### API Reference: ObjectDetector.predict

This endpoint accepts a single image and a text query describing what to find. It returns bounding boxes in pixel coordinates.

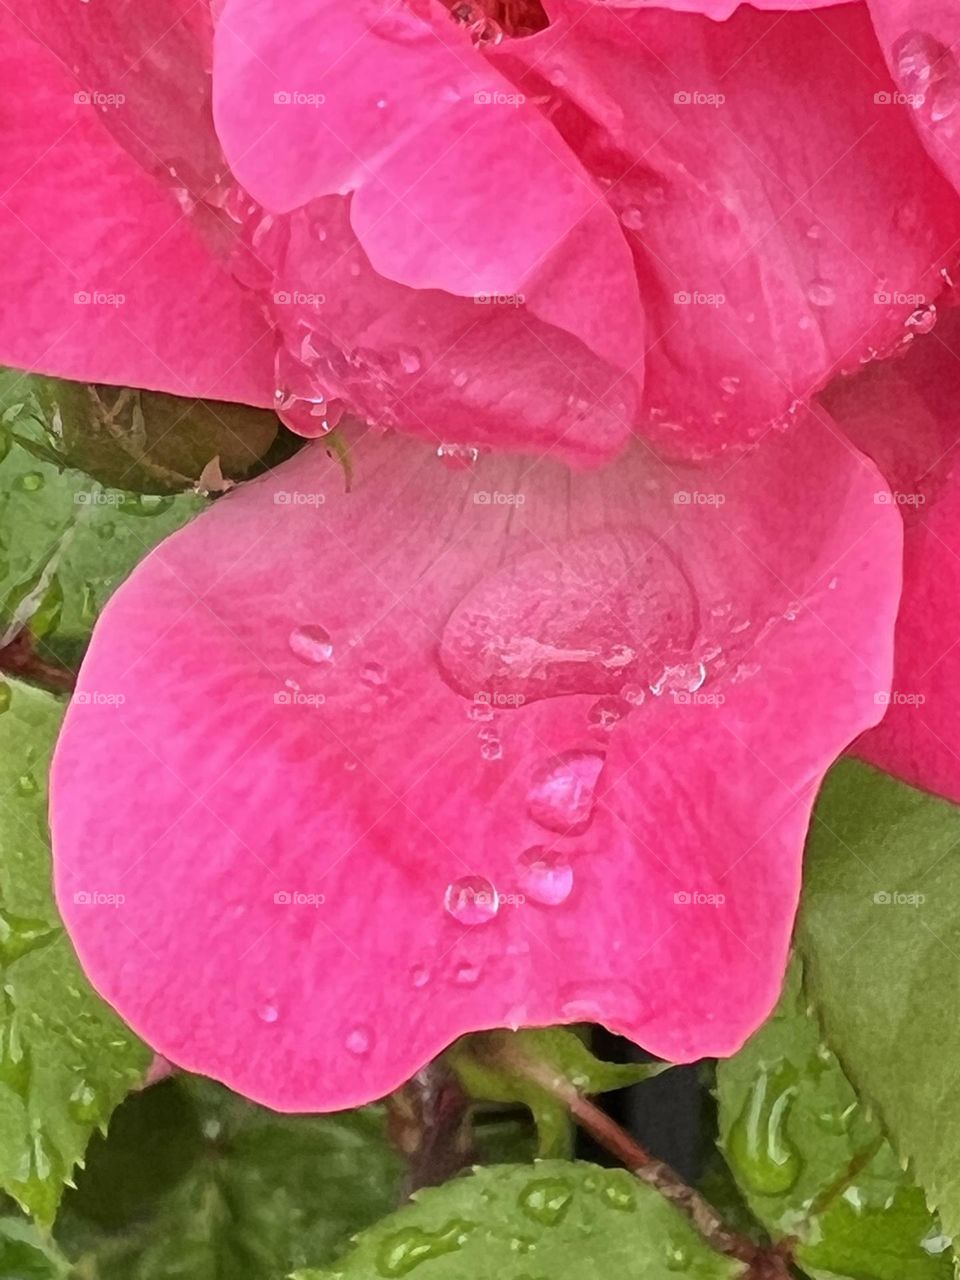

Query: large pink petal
[52,421,899,1110]
[0,24,273,404]
[825,307,960,801]
[493,1,960,456]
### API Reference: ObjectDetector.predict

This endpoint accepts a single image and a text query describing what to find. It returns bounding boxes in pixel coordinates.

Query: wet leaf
[717,958,950,1279]
[799,761,960,1251]
[0,427,204,671]
[0,367,276,493]
[55,1076,403,1280]
[294,1160,744,1280]
[0,678,149,1223]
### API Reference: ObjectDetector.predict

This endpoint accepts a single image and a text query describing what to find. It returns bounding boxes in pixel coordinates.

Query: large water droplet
[526,750,604,835]
[443,875,499,925]
[376,1222,472,1277]
[587,695,631,735]
[518,1177,574,1226]
[727,1062,801,1195]
[517,847,574,907]
[288,624,334,665]
[439,531,696,704]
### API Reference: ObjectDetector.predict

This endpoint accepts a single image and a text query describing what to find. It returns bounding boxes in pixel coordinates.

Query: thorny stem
[387,1061,475,1200]
[506,1050,795,1280]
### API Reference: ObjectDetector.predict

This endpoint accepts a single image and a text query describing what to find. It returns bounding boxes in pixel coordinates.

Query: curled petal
[53,420,899,1109]
[494,1,960,454]
[826,308,960,802]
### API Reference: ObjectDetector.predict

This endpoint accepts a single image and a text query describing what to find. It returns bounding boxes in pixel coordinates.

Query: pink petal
[0,20,272,405]
[268,197,636,463]
[52,421,899,1110]
[567,0,850,18]
[866,2,960,200]
[495,1,960,455]
[825,307,960,802]
[213,0,644,409]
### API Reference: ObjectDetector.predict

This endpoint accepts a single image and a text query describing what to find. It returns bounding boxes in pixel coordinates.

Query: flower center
[442,0,549,41]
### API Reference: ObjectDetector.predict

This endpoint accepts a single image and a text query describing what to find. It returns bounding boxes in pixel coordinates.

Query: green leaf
[799,760,960,1249]
[55,1076,404,1280]
[0,678,150,1222]
[0,1215,70,1278]
[717,958,950,1280]
[294,1160,745,1280]
[0,368,277,493]
[0,427,205,671]
[447,1028,664,1158]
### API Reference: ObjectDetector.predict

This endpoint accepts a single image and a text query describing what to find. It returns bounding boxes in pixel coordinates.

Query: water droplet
[346,1025,373,1055]
[467,698,494,723]
[397,346,422,374]
[587,695,630,734]
[288,624,334,665]
[480,737,503,762]
[807,279,836,307]
[15,472,44,492]
[620,206,645,232]
[361,662,387,686]
[649,661,707,697]
[436,442,478,470]
[376,1222,472,1277]
[665,1240,691,1271]
[439,531,696,705]
[0,683,10,715]
[444,875,499,925]
[719,375,741,396]
[518,1177,574,1226]
[601,1178,636,1212]
[526,750,604,835]
[454,962,481,986]
[410,964,430,988]
[258,1003,279,1024]
[273,344,335,438]
[517,847,574,907]
[905,302,937,335]
[727,1062,801,1195]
